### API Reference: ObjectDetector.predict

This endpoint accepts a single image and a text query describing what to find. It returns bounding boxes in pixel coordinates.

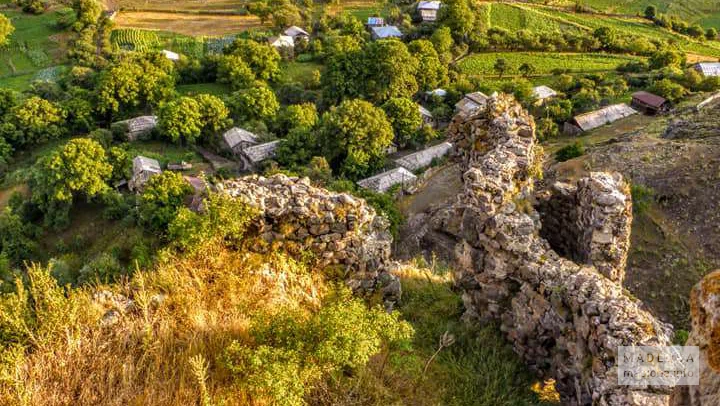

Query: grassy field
[530,0,720,25]
[0,8,70,89]
[104,0,245,12]
[478,3,580,33]
[459,52,642,75]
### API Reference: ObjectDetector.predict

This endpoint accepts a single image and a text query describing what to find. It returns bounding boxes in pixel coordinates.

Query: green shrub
[630,183,654,214]
[555,141,585,162]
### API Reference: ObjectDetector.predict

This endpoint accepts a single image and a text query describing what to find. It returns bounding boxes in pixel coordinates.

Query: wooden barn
[631,91,669,115]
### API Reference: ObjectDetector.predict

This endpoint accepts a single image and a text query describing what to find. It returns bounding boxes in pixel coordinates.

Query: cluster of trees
[644,5,717,41]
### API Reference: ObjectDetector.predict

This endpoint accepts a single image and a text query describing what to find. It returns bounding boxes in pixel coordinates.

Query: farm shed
[112,115,158,141]
[268,35,295,49]
[563,104,638,136]
[395,142,453,171]
[455,91,489,115]
[224,127,260,155]
[367,17,385,27]
[418,105,436,128]
[130,156,162,192]
[371,26,403,40]
[284,26,309,40]
[426,88,447,98]
[417,1,441,22]
[357,167,417,193]
[162,50,180,61]
[240,140,280,171]
[631,91,669,115]
[694,62,720,77]
[533,85,557,103]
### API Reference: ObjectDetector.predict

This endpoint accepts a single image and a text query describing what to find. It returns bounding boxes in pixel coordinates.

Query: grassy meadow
[459,52,642,76]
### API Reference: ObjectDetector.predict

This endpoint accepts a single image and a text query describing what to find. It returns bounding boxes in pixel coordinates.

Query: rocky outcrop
[417,94,673,405]
[219,175,400,308]
[672,270,720,406]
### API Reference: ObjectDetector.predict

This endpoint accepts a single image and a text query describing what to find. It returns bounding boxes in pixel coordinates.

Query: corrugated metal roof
[417,1,441,10]
[367,17,385,26]
[572,104,638,132]
[357,167,417,192]
[269,35,294,48]
[283,26,309,37]
[418,105,433,118]
[224,128,259,149]
[133,156,161,174]
[371,26,403,39]
[244,140,280,163]
[533,85,557,100]
[455,91,489,114]
[115,116,157,133]
[427,88,447,97]
[695,63,720,77]
[162,50,180,61]
[631,91,667,108]
[395,142,452,171]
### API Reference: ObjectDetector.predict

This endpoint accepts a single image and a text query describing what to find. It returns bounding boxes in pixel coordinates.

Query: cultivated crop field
[113,11,265,36]
[478,3,580,33]
[104,0,245,12]
[458,52,642,75]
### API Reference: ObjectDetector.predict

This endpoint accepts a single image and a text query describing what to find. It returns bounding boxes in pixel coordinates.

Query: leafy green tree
[648,50,685,70]
[72,0,101,30]
[226,39,281,81]
[107,146,132,182]
[430,26,454,64]
[159,97,203,145]
[408,39,448,91]
[0,14,14,46]
[441,0,475,38]
[30,138,112,229]
[0,136,11,170]
[493,58,509,78]
[686,25,705,39]
[0,206,36,266]
[275,127,319,167]
[536,118,559,141]
[644,5,657,20]
[364,40,419,103]
[277,103,318,134]
[216,55,255,90]
[318,99,394,179]
[195,93,232,137]
[381,97,421,148]
[228,84,280,123]
[0,88,18,116]
[519,63,535,77]
[139,171,193,232]
[593,27,616,49]
[502,79,535,104]
[649,78,687,103]
[2,96,67,148]
[706,28,718,41]
[321,47,365,104]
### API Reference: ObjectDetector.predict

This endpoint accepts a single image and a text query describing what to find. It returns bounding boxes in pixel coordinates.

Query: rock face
[418,94,673,405]
[671,270,720,406]
[220,175,400,308]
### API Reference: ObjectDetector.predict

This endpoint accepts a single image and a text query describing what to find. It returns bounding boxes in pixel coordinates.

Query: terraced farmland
[458,52,642,76]
[478,3,581,33]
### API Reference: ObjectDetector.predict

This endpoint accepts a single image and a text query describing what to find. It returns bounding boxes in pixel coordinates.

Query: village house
[395,142,453,172]
[161,50,180,61]
[283,26,309,41]
[418,105,436,128]
[357,167,417,193]
[693,62,720,77]
[631,91,669,115]
[563,103,638,136]
[129,156,162,192]
[532,85,558,104]
[111,115,158,141]
[455,91,489,115]
[367,17,385,28]
[417,1,441,22]
[223,127,260,155]
[239,140,280,171]
[268,35,295,49]
[371,25,403,40]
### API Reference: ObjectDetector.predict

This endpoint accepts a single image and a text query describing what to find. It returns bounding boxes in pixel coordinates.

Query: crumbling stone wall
[536,174,632,283]
[671,270,720,406]
[419,95,673,405]
[220,175,401,308]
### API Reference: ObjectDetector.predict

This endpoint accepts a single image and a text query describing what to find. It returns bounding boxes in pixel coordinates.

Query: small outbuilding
[532,85,558,104]
[455,91,489,115]
[162,50,180,61]
[367,17,385,27]
[129,156,162,192]
[371,25,403,40]
[268,35,295,49]
[223,127,260,155]
[563,104,638,136]
[395,142,453,171]
[694,62,720,77]
[417,1,441,22]
[111,115,158,141]
[631,91,669,115]
[357,167,417,193]
[240,140,280,171]
[426,88,447,98]
[283,26,309,40]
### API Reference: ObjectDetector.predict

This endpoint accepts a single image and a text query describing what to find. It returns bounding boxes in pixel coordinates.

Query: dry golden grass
[104,0,246,13]
[1,245,324,406]
[113,11,267,36]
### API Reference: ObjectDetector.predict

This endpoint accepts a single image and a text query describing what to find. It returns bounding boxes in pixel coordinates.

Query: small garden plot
[459,52,642,75]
